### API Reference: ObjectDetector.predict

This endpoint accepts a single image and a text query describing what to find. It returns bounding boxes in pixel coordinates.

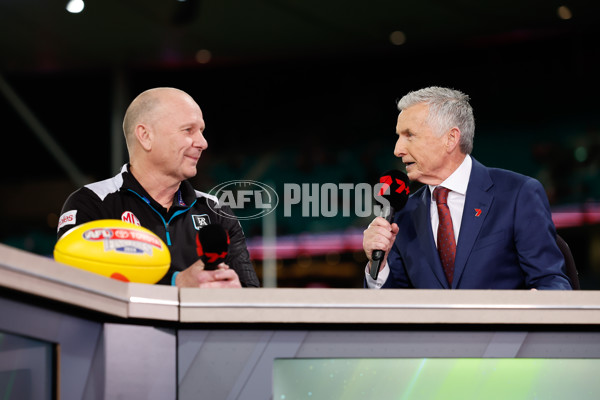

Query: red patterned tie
[434,187,456,285]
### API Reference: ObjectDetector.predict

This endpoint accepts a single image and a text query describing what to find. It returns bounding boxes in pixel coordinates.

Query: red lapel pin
[474,208,482,217]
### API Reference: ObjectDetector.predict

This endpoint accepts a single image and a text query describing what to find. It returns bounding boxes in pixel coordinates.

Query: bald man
[57,87,259,288]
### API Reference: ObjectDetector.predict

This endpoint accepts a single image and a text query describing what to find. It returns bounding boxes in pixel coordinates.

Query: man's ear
[134,124,152,151]
[446,127,461,153]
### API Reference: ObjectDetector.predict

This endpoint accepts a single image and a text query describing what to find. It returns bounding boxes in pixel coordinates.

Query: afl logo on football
[83,229,114,240]
[208,180,279,220]
[121,211,141,226]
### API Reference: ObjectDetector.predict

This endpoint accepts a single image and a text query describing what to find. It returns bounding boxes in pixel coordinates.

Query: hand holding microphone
[175,223,241,288]
[366,170,410,280]
[196,223,230,270]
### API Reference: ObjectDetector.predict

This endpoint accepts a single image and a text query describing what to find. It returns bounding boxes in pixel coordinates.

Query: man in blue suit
[363,86,572,290]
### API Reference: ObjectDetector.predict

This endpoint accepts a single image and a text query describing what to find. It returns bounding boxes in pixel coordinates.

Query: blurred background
[1,0,599,288]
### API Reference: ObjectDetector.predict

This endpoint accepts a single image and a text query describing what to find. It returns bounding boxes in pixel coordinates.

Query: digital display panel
[0,331,55,400]
[274,358,598,400]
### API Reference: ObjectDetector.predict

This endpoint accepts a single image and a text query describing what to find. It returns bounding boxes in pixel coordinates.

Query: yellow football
[54,219,170,284]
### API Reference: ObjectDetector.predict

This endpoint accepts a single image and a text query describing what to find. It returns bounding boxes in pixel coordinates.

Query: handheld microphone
[196,224,230,270]
[369,170,410,280]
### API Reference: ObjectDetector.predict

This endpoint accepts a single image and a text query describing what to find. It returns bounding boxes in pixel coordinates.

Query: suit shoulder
[486,166,541,189]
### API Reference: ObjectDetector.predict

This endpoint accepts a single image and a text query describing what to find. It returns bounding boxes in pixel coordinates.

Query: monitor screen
[274,358,598,400]
[0,331,55,400]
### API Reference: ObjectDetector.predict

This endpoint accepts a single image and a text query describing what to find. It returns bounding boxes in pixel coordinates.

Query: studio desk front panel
[1,243,600,400]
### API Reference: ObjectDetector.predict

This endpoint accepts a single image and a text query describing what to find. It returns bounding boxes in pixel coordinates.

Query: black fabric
[57,164,260,287]
[556,234,580,290]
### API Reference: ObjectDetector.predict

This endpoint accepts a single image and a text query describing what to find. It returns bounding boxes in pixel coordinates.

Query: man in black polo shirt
[57,87,259,288]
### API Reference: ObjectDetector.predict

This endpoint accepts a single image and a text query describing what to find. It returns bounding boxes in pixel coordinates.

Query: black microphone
[369,170,410,280]
[196,224,230,270]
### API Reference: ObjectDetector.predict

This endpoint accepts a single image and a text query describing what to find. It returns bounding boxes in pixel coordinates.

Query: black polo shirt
[57,164,259,287]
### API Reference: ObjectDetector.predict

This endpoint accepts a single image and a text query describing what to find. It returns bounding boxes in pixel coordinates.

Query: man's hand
[363,216,399,271]
[175,259,242,288]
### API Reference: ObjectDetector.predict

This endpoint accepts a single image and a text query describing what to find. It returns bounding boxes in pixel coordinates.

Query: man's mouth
[186,154,201,162]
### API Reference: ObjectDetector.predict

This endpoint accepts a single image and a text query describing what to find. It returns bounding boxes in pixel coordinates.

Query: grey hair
[397,86,475,154]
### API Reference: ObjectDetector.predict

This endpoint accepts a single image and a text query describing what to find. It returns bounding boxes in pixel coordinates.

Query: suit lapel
[412,188,449,288]
[452,159,494,288]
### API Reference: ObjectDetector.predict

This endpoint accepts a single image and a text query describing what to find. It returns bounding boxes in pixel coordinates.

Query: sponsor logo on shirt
[192,214,210,230]
[57,210,77,231]
[121,211,141,226]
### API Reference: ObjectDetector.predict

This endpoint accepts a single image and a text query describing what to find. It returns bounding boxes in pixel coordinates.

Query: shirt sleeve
[219,205,260,288]
[364,261,389,288]
[56,187,106,239]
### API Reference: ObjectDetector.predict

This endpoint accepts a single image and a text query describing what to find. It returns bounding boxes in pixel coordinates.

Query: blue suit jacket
[382,158,572,290]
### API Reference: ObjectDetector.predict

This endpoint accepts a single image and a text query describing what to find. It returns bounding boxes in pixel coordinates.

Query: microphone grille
[377,169,410,210]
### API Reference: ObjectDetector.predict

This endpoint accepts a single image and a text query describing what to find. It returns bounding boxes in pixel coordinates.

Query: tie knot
[434,186,450,205]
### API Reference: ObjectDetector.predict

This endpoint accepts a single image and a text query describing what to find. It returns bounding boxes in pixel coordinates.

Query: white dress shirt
[366,155,473,288]
[428,154,472,246]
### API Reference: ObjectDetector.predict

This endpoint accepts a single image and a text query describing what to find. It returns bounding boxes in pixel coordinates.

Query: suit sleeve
[380,213,414,289]
[514,178,572,290]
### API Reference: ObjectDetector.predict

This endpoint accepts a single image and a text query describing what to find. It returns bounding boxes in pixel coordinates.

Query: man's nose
[394,137,405,158]
[195,131,208,150]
